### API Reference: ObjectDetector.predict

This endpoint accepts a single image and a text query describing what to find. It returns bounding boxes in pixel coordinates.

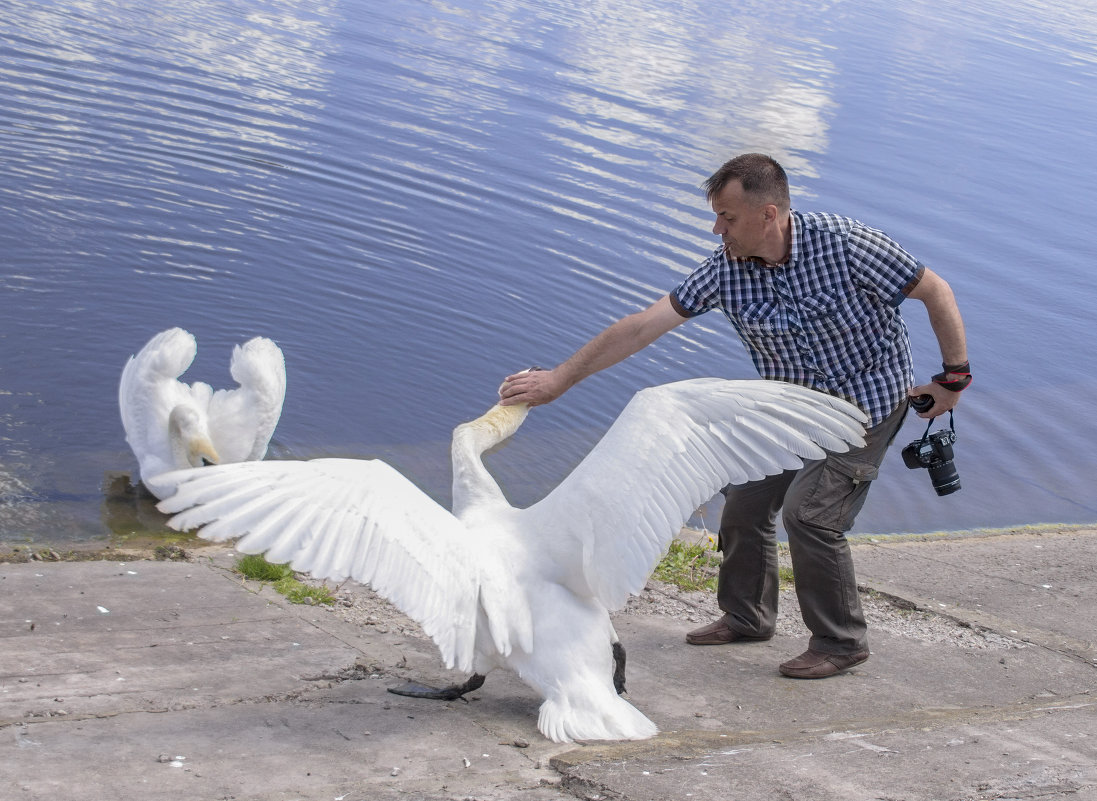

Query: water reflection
[1,0,1095,549]
[1,0,337,284]
[100,472,173,535]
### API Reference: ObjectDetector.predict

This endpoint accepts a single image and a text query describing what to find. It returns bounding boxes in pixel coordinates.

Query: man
[499,153,968,679]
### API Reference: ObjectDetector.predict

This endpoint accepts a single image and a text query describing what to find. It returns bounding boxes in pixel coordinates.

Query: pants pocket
[796,452,880,532]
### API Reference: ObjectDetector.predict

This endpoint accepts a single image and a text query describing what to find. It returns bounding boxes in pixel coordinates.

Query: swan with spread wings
[156,377,865,743]
[119,327,286,500]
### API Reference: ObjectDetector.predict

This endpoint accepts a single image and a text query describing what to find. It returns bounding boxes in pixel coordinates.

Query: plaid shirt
[671,210,924,427]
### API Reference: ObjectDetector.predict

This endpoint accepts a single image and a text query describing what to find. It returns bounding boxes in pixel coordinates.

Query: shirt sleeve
[846,223,925,307]
[670,251,724,317]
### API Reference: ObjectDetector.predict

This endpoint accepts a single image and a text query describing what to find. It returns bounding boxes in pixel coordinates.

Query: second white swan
[119,327,286,499]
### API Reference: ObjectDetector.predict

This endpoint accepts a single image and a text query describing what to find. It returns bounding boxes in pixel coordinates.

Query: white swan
[119,327,286,500]
[155,378,865,743]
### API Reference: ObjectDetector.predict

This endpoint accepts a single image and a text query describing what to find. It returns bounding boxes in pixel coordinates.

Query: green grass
[653,535,796,592]
[235,553,294,581]
[778,564,795,589]
[653,539,721,592]
[235,554,336,605]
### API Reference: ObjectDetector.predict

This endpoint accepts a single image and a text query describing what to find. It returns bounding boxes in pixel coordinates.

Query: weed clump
[653,540,720,592]
[235,553,293,581]
[234,554,335,605]
[653,535,795,592]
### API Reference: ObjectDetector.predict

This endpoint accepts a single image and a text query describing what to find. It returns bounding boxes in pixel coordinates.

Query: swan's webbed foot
[612,641,626,695]
[387,673,486,702]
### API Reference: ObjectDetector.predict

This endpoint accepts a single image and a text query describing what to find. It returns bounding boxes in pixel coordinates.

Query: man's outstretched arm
[498,294,687,406]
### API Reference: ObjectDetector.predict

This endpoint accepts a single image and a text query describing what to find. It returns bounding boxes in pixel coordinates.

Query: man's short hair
[703,153,790,210]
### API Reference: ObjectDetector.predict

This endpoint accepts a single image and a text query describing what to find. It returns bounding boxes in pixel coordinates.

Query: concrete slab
[0,559,362,722]
[0,555,571,801]
[852,529,1097,663]
[556,705,1097,801]
[2,526,1096,801]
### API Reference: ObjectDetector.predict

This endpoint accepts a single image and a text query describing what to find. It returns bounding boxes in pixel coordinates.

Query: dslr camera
[902,426,960,496]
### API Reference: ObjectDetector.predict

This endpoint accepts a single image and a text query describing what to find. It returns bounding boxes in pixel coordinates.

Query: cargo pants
[716,399,909,655]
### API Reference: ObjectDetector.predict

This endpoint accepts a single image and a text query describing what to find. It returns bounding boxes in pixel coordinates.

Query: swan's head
[168,406,221,469]
[452,367,540,457]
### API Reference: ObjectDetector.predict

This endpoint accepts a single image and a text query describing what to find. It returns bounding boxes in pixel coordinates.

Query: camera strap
[918,410,955,446]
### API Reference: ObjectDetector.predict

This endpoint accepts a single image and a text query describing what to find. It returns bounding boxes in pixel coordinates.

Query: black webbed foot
[387,673,486,702]
[612,641,626,695]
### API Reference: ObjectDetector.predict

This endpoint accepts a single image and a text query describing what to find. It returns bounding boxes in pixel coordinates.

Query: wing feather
[118,328,202,482]
[156,458,480,672]
[522,379,867,610]
[207,337,287,462]
[265,503,335,565]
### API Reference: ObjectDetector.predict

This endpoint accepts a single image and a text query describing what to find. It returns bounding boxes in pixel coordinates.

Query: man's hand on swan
[499,367,567,407]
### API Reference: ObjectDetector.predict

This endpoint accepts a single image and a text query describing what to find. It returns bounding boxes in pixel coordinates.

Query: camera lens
[927,459,961,496]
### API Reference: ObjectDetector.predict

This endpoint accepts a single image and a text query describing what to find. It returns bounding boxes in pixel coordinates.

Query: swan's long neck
[450,402,529,517]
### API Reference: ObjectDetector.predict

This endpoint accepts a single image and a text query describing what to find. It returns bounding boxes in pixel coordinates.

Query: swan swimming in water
[119,327,286,500]
[156,377,865,742]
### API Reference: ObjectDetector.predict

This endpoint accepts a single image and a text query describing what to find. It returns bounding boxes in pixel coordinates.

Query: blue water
[1,0,1096,549]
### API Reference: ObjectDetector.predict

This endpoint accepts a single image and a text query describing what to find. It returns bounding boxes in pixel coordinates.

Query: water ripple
[1,0,1095,544]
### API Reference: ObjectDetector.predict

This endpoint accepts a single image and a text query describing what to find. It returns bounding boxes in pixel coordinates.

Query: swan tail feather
[537,687,658,743]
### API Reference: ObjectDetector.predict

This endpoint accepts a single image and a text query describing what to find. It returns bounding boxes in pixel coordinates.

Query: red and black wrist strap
[932,360,972,392]
[910,361,971,413]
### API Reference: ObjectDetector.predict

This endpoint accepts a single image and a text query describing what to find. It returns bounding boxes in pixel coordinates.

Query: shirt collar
[724,210,801,272]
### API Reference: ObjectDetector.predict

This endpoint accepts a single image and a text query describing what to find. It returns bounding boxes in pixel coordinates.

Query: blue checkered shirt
[671,210,924,426]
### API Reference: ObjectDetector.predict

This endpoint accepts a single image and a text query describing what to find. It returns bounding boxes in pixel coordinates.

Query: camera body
[901,428,960,496]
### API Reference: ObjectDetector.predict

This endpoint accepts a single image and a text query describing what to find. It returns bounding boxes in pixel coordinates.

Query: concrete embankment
[2,526,1095,800]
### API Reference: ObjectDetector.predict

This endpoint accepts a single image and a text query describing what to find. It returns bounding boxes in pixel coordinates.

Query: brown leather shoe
[778,648,870,679]
[685,614,773,646]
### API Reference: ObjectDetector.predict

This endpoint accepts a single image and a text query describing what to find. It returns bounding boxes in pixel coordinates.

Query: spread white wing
[521,379,868,610]
[156,458,482,672]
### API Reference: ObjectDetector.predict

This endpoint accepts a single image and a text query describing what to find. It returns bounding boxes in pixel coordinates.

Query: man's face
[710,180,770,260]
